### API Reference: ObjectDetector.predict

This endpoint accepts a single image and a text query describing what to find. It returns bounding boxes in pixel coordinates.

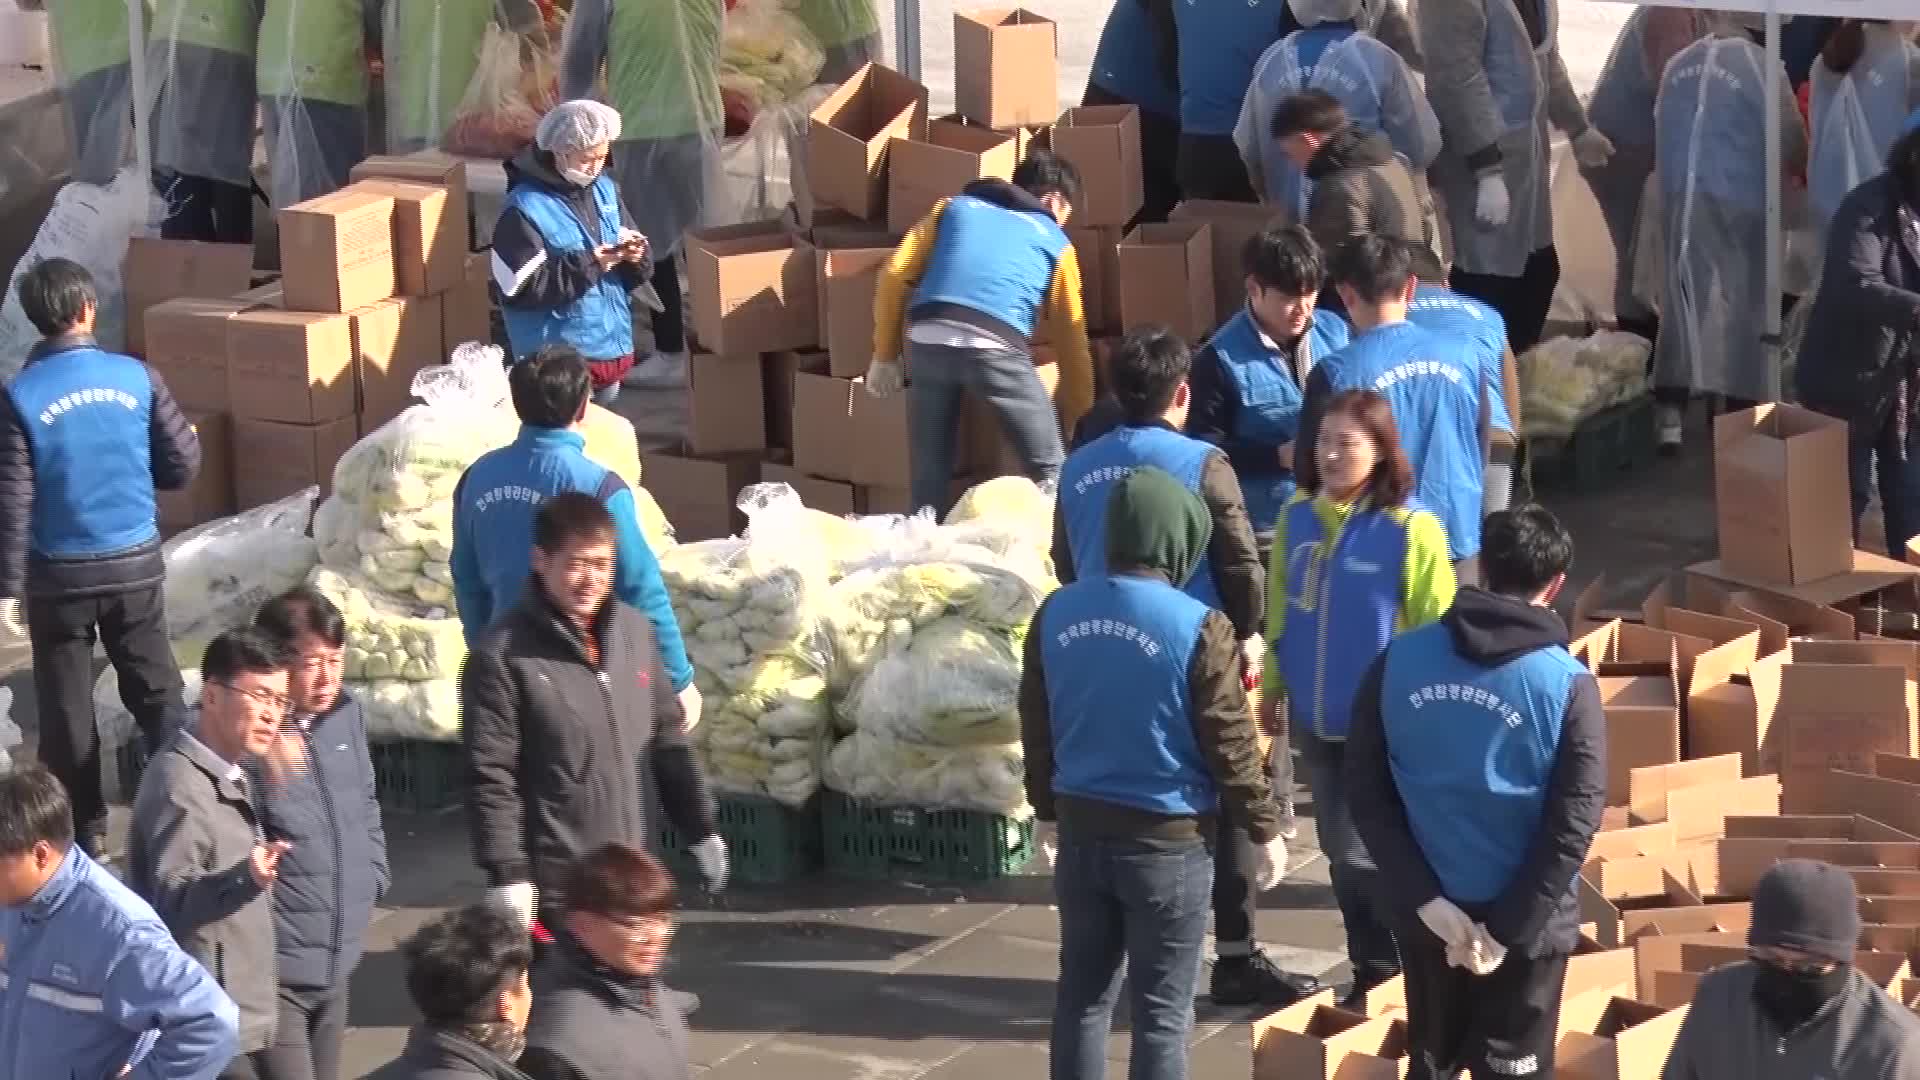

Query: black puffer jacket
[462,586,716,918]
[1795,172,1920,435]
[250,691,389,992]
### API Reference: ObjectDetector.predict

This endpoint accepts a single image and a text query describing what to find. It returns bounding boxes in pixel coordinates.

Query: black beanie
[1749,859,1859,965]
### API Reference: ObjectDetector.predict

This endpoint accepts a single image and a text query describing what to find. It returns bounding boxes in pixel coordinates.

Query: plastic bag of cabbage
[159,489,321,669]
[352,676,461,741]
[657,484,843,806]
[309,566,465,684]
[94,668,205,799]
[1518,332,1651,439]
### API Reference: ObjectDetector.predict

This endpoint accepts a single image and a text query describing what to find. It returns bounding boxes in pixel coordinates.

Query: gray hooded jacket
[1663,964,1920,1080]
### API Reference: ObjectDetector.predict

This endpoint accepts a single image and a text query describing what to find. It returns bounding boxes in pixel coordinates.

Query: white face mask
[560,166,598,187]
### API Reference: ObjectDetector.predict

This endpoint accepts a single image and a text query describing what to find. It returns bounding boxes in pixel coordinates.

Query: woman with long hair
[1264,388,1456,1007]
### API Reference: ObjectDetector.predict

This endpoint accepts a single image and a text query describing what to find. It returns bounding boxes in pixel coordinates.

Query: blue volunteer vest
[499,174,635,362]
[1060,425,1223,611]
[457,427,620,618]
[1174,0,1288,135]
[6,347,160,559]
[912,195,1069,340]
[1319,322,1483,560]
[1040,576,1216,816]
[1275,496,1411,739]
[1205,307,1351,535]
[1379,622,1586,903]
[1408,284,1513,436]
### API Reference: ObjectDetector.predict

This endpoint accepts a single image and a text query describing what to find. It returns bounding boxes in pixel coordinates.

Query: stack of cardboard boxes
[1251,403,1920,1077]
[131,152,488,532]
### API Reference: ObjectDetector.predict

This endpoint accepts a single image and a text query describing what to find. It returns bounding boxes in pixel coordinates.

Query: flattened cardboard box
[233,415,358,509]
[687,353,768,456]
[759,463,856,516]
[144,299,251,412]
[158,411,235,529]
[1170,200,1285,328]
[687,222,818,355]
[886,120,1021,235]
[1251,991,1408,1080]
[122,238,254,356]
[225,309,357,424]
[1713,404,1852,586]
[807,64,928,221]
[954,9,1059,130]
[350,178,462,296]
[1051,105,1143,228]
[1117,222,1216,343]
[278,187,397,314]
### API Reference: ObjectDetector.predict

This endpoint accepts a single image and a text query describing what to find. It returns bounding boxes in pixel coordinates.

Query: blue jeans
[1848,411,1920,559]
[1051,833,1211,1080]
[1298,733,1400,988]
[906,340,1066,518]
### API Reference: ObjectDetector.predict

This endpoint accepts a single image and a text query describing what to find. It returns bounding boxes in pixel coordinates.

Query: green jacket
[384,1,495,145]
[49,0,141,81]
[151,0,259,56]
[258,0,372,106]
[793,0,879,50]
[566,0,723,140]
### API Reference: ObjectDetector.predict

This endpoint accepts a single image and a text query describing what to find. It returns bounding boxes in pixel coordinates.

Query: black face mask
[1752,961,1849,1031]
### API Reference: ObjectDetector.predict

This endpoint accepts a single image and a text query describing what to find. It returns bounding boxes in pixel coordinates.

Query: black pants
[1450,246,1561,358]
[1401,929,1567,1080]
[1083,84,1182,226]
[29,585,184,835]
[1211,814,1260,950]
[155,169,256,245]
[651,256,685,355]
[1176,133,1257,204]
[256,984,350,1080]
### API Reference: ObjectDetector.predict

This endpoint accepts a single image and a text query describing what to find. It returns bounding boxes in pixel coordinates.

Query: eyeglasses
[1749,948,1840,977]
[214,682,291,715]
[594,912,674,942]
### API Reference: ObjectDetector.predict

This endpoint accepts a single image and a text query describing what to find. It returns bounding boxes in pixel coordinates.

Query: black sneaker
[1210,949,1321,1006]
[1338,967,1402,1013]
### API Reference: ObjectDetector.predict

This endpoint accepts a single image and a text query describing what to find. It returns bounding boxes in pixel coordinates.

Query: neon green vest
[386,2,495,145]
[258,0,369,106]
[49,0,137,82]
[607,0,723,140]
[794,0,879,51]
[151,0,257,56]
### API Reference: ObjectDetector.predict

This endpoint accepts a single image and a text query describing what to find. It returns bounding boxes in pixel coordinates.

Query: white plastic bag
[354,676,461,741]
[1518,332,1652,439]
[0,168,163,375]
[160,488,321,669]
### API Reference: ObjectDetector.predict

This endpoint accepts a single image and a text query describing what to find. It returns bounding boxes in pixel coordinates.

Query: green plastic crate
[371,739,466,812]
[659,792,821,885]
[1525,396,1655,493]
[822,791,1033,881]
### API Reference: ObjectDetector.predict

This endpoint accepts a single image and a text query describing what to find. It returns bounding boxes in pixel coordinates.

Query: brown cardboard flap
[1776,662,1917,776]
[1786,840,1920,871]
[807,64,929,221]
[1563,946,1638,1004]
[1648,970,1704,1010]
[1631,931,1747,1002]
[1862,894,1920,925]
[1555,993,1689,1080]
[1877,753,1920,785]
[1588,822,1678,862]
[1662,774,1781,843]
[1116,222,1216,343]
[1168,199,1286,327]
[1849,868,1920,897]
[1860,923,1920,954]
[1627,755,1742,825]
[1782,769,1920,833]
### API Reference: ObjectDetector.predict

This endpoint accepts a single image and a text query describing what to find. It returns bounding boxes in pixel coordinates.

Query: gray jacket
[1664,964,1920,1080]
[129,730,278,1054]
[519,932,691,1080]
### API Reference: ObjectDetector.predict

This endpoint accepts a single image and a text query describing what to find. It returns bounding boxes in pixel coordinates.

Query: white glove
[1571,127,1616,169]
[1417,897,1476,951]
[676,683,703,732]
[1465,923,1508,976]
[1238,634,1264,682]
[488,882,537,930]
[0,599,23,640]
[864,359,904,398]
[691,835,729,892]
[1474,173,1511,228]
[1252,834,1289,891]
[1034,821,1058,870]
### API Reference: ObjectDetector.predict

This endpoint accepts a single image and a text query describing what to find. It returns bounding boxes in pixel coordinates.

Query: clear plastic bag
[1518,332,1652,439]
[719,0,824,110]
[0,688,20,774]
[384,1,555,154]
[309,566,465,682]
[823,733,1029,817]
[445,21,552,159]
[256,0,375,205]
[354,675,461,741]
[159,488,321,670]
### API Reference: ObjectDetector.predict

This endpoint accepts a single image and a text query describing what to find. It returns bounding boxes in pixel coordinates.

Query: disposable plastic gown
[562,0,725,257]
[148,1,262,187]
[1419,0,1588,277]
[1235,26,1439,215]
[45,0,139,184]
[257,0,379,205]
[790,0,882,84]
[1651,33,1807,402]
[382,0,545,153]
[1808,26,1920,245]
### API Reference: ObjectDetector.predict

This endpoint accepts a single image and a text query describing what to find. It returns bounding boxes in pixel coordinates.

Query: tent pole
[895,0,922,82]
[128,0,151,184]
[1764,0,1783,403]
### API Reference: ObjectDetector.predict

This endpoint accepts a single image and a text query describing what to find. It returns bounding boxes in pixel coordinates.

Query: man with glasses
[1663,859,1920,1080]
[130,630,295,1080]
[249,587,388,1080]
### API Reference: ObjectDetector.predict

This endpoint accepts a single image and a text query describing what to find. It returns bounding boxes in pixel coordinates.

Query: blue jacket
[1173,0,1289,135]
[1408,284,1513,436]
[451,425,693,691]
[1303,320,1485,560]
[1036,575,1216,817]
[252,691,389,992]
[1059,425,1223,611]
[0,335,200,599]
[1189,307,1351,535]
[910,180,1070,346]
[1089,0,1179,118]
[0,848,239,1080]
[499,171,635,363]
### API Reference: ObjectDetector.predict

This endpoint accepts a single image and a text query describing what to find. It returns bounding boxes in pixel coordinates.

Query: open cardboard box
[886,118,1021,234]
[807,64,929,221]
[1555,991,1689,1080]
[815,247,891,378]
[1784,768,1920,833]
[1250,992,1408,1080]
[686,221,818,355]
[1116,222,1217,342]
[1631,929,1748,1004]
[1689,649,1787,775]
[1669,814,1920,900]
[1776,640,1919,780]
[1711,404,1853,586]
[1169,199,1286,328]
[1625,754,1779,838]
[1654,943,1910,1007]
[1050,105,1144,228]
[1593,672,1682,806]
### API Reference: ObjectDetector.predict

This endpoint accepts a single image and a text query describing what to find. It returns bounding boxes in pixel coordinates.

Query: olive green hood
[1104,466,1212,588]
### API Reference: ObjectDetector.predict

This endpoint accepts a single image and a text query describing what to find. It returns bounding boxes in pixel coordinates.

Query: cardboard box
[1579,857,1750,948]
[1628,755,1780,836]
[1169,200,1283,329]
[123,239,254,356]
[1713,404,1854,586]
[158,411,235,529]
[1065,226,1122,335]
[688,353,768,455]
[1564,944,1639,1004]
[762,351,827,451]
[760,463,858,516]
[1596,676,1683,806]
[225,309,357,424]
[349,151,471,254]
[808,64,929,221]
[887,120,1022,234]
[1784,769,1920,834]
[1556,992,1689,1080]
[444,252,494,352]
[953,9,1058,130]
[686,222,818,355]
[1117,222,1216,342]
[1251,992,1407,1080]
[278,188,397,313]
[233,282,285,309]
[1778,640,1919,779]
[640,450,761,541]
[143,299,250,412]
[1631,931,1748,1003]
[351,296,445,432]
[232,415,358,509]
[349,179,462,296]
[816,248,890,378]
[1689,553,1918,621]
[1050,105,1142,227]
[790,371,927,488]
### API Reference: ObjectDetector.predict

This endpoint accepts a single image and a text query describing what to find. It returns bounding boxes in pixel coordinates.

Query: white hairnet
[535,100,623,155]
[1289,0,1364,27]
